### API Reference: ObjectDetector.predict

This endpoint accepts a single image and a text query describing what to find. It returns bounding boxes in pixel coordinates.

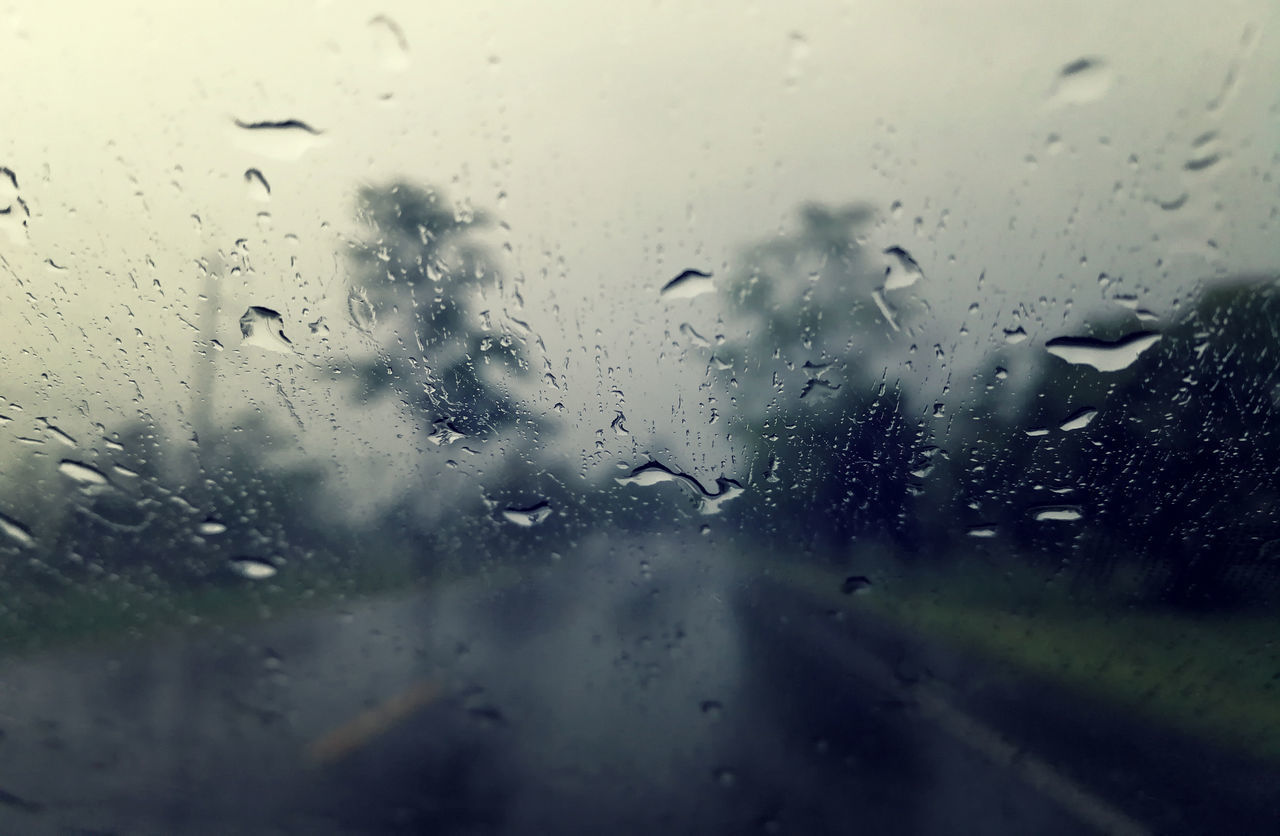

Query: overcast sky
[2,0,1277,512]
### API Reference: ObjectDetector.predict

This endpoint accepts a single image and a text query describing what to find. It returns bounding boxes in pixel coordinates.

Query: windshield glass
[1,2,1278,833]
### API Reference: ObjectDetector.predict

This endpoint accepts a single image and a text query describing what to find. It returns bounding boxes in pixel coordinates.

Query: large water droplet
[40,419,77,447]
[699,478,744,516]
[427,419,466,446]
[882,246,924,290]
[229,557,278,579]
[0,511,35,547]
[1045,331,1161,372]
[840,575,872,594]
[244,168,271,201]
[369,14,411,71]
[1059,407,1099,431]
[660,269,714,300]
[1032,505,1084,522]
[58,459,109,487]
[239,306,294,353]
[616,461,744,514]
[1048,57,1112,105]
[231,118,327,161]
[348,289,376,331]
[501,501,553,527]
[680,322,711,348]
[1003,326,1029,344]
[198,519,228,536]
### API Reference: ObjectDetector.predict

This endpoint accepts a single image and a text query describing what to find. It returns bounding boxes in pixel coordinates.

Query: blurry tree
[713,203,930,555]
[348,182,529,438]
[954,276,1280,609]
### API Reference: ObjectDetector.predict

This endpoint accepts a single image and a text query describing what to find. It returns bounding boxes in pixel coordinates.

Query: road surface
[0,533,1275,834]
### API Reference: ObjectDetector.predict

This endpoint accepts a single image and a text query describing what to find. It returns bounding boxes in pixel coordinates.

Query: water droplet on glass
[1031,505,1084,522]
[616,461,744,515]
[994,367,1009,380]
[1002,326,1029,344]
[368,14,411,71]
[680,322,711,348]
[966,525,997,539]
[427,419,467,446]
[1184,153,1221,172]
[347,289,376,331]
[0,511,35,548]
[239,306,294,353]
[800,378,841,400]
[58,459,109,487]
[231,118,326,161]
[1048,57,1112,105]
[882,246,924,290]
[699,478,744,516]
[198,519,228,536]
[501,501,553,527]
[841,575,872,594]
[39,419,77,447]
[1044,331,1161,372]
[244,168,271,201]
[660,269,714,300]
[700,700,724,720]
[1024,427,1050,438]
[229,557,278,579]
[1059,407,1099,431]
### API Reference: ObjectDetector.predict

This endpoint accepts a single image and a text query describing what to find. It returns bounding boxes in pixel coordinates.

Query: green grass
[764,555,1280,764]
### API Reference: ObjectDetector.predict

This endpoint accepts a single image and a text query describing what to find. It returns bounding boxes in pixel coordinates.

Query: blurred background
[1,1,1278,833]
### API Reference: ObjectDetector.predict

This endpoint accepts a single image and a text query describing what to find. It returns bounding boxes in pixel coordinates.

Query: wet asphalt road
[0,535,1271,835]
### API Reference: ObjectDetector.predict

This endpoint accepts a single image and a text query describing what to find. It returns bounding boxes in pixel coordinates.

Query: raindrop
[39,419,77,447]
[231,118,326,161]
[501,501,553,527]
[660,269,714,300]
[616,461,744,515]
[0,511,35,548]
[800,378,840,400]
[1002,327,1028,345]
[427,420,466,446]
[966,525,997,538]
[994,367,1009,380]
[699,479,744,516]
[347,289,376,331]
[841,575,872,595]
[1024,427,1050,438]
[1048,57,1112,105]
[229,557,278,579]
[1032,505,1084,522]
[239,306,294,353]
[1059,407,1099,431]
[244,168,271,200]
[882,246,924,290]
[369,14,411,71]
[198,519,228,536]
[1045,331,1161,372]
[680,322,711,348]
[58,459,109,487]
[1184,153,1221,172]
